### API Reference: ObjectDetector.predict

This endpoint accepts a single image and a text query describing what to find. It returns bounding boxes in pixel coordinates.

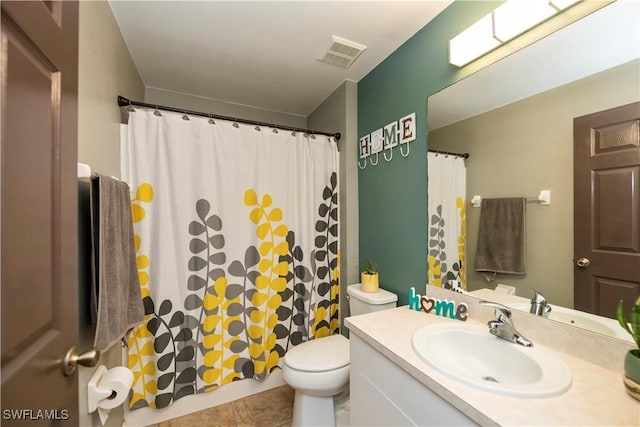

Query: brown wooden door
[574,101,640,319]
[1,1,79,424]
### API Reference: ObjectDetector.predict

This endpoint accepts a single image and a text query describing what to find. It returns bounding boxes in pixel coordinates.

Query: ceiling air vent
[319,36,367,69]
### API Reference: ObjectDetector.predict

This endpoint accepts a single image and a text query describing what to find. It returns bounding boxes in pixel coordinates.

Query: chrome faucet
[529,289,552,317]
[479,301,533,347]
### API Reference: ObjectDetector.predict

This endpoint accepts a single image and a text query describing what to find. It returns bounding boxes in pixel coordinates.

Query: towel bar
[471,190,551,207]
[78,162,91,179]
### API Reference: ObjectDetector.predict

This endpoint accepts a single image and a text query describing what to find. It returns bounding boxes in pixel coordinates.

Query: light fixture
[493,1,556,42]
[449,14,500,69]
[449,0,582,67]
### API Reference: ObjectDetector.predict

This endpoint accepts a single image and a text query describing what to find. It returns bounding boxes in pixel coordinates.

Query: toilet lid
[346,284,398,304]
[284,334,349,372]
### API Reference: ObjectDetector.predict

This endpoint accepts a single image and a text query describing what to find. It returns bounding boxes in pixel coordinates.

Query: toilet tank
[347,284,398,316]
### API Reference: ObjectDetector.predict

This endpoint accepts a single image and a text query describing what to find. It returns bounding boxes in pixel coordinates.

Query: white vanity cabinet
[349,334,477,426]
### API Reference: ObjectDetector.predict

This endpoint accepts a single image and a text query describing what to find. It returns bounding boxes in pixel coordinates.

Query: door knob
[576,257,591,268]
[62,346,100,376]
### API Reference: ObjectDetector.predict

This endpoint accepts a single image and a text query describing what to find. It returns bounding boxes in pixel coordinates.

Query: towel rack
[471,190,551,208]
[78,162,91,179]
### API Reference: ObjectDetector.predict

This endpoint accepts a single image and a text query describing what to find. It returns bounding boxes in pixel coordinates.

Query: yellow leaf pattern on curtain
[123,110,339,410]
[243,189,289,378]
[456,196,467,289]
[127,173,340,409]
[127,183,156,409]
[427,154,466,290]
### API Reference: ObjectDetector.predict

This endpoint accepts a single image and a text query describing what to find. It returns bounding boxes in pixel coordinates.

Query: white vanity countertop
[345,306,640,426]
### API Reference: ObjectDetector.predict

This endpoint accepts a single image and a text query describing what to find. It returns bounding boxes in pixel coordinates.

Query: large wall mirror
[427,1,639,343]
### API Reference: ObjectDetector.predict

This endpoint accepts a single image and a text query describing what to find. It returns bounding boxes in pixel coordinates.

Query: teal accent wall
[358,1,500,305]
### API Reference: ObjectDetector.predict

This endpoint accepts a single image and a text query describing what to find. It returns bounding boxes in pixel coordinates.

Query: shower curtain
[427,153,466,290]
[122,109,340,410]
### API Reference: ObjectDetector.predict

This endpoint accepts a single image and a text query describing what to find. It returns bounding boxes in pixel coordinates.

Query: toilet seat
[284,334,349,373]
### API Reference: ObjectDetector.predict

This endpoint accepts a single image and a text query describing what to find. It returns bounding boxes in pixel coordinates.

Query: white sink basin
[412,322,572,397]
[508,303,631,341]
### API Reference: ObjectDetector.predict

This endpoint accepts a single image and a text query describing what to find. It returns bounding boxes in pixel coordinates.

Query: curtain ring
[400,144,410,157]
[358,159,367,169]
[383,148,393,162]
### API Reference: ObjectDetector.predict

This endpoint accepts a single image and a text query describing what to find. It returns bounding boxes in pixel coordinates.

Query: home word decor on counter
[409,287,468,321]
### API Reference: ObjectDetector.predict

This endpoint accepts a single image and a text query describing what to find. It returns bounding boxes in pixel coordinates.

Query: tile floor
[147,385,295,427]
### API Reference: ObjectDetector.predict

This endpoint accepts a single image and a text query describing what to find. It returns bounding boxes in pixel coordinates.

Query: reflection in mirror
[426,1,640,342]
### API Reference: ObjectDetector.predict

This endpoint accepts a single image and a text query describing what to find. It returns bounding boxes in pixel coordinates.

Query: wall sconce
[449,0,582,67]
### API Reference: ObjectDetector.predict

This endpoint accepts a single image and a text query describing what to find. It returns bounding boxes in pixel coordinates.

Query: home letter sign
[408,287,468,321]
[359,111,416,164]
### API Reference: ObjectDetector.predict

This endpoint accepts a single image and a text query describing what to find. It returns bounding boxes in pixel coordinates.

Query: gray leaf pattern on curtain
[128,172,339,410]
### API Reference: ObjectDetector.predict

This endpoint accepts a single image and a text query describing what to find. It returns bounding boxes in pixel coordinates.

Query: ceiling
[109,1,452,118]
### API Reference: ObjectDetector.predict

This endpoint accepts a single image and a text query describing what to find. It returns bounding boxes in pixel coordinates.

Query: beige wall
[77,2,144,426]
[145,87,306,128]
[307,80,358,333]
[78,1,144,178]
[429,60,640,308]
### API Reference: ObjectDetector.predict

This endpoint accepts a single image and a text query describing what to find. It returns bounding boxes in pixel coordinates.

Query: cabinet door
[350,335,477,426]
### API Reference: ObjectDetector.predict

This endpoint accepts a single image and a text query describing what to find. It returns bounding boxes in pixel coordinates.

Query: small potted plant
[617,296,640,401]
[360,260,379,293]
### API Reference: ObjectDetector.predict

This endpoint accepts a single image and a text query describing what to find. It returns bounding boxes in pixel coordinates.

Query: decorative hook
[358,159,367,169]
[369,152,379,166]
[383,148,393,162]
[400,143,410,157]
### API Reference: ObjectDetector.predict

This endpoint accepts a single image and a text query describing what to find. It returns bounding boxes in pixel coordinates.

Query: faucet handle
[530,289,547,303]
[529,289,552,316]
[478,300,512,319]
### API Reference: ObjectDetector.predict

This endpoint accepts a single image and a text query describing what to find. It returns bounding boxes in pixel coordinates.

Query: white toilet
[282,283,398,427]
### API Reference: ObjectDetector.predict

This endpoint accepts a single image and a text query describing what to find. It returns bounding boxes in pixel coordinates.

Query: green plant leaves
[618,299,640,348]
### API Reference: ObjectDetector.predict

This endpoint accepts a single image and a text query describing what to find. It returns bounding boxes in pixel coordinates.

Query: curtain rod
[428,149,469,159]
[118,96,341,141]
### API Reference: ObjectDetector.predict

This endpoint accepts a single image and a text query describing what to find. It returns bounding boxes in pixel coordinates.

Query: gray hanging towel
[90,174,144,351]
[474,197,526,275]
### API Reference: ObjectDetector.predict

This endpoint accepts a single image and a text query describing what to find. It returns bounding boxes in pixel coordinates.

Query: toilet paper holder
[87,364,134,425]
[88,366,115,414]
